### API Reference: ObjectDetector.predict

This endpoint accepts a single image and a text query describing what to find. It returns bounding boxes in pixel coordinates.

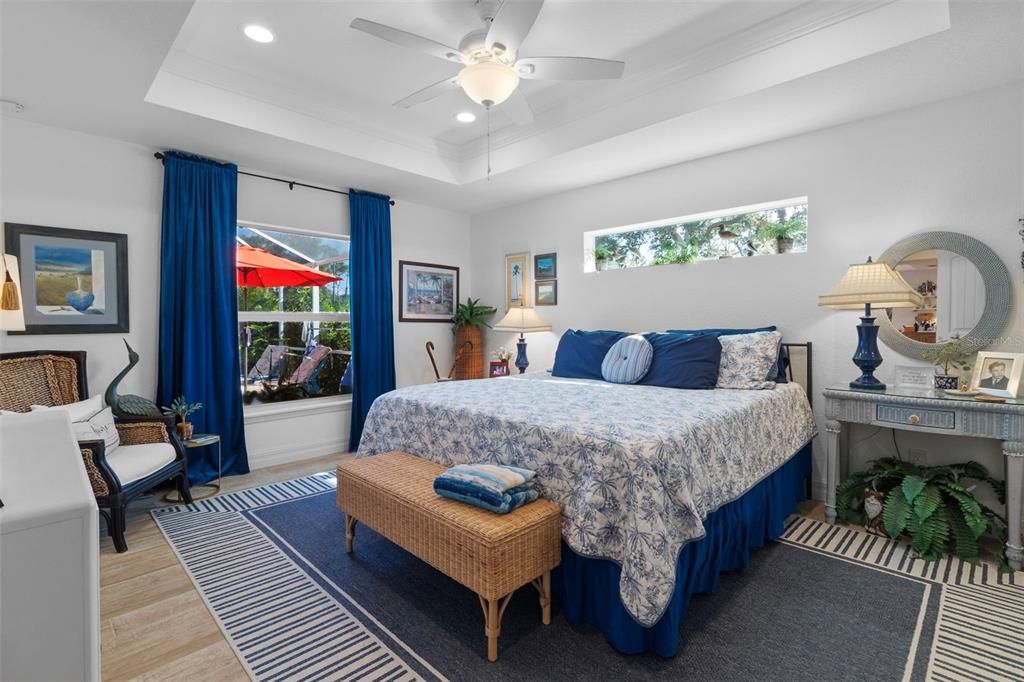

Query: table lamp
[819,257,923,390]
[1,254,25,332]
[493,304,552,374]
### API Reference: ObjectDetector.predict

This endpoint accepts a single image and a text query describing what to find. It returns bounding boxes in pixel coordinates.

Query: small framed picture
[505,252,530,310]
[4,222,129,334]
[535,279,557,306]
[489,361,510,378]
[534,252,557,280]
[398,260,459,323]
[969,352,1023,398]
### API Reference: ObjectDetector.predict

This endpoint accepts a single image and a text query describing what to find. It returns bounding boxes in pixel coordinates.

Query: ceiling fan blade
[485,0,544,55]
[516,56,625,80]
[500,89,534,126]
[393,76,461,108]
[350,18,463,63]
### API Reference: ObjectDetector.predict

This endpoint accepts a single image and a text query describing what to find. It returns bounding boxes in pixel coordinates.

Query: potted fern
[835,457,1006,566]
[161,396,203,440]
[451,298,496,380]
[921,337,974,390]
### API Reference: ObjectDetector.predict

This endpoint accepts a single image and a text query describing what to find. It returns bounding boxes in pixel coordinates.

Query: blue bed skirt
[553,443,812,657]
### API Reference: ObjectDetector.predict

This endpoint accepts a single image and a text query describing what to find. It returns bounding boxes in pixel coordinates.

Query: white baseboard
[248,438,348,470]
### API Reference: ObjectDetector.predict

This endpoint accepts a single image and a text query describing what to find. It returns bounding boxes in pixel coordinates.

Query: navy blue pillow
[639,333,722,389]
[666,326,788,383]
[551,329,628,380]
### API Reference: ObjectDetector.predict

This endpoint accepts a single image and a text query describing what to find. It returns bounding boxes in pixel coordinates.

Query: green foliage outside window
[593,203,807,270]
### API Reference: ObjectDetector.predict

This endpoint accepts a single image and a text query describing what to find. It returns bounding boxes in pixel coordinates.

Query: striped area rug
[782,516,1023,681]
[155,474,1024,681]
[153,472,440,682]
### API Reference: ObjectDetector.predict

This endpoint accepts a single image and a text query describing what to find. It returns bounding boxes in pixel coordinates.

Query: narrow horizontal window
[584,197,807,272]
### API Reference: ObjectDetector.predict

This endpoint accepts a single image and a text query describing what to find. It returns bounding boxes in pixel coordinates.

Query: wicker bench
[336,451,561,662]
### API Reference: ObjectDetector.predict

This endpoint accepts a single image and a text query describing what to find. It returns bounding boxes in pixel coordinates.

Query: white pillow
[72,406,120,451]
[716,331,782,390]
[30,394,103,422]
[31,398,120,451]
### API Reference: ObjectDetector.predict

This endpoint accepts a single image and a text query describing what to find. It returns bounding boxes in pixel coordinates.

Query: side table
[164,433,222,502]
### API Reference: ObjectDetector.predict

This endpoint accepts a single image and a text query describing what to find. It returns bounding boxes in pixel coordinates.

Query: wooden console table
[823,385,1024,570]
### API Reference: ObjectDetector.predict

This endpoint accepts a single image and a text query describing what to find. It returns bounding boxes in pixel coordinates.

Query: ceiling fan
[350,0,626,125]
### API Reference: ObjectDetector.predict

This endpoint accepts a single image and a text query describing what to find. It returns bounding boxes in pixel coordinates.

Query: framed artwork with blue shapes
[4,223,129,334]
[534,252,557,279]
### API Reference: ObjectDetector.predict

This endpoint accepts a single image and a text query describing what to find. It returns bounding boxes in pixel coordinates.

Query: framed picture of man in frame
[969,351,1024,398]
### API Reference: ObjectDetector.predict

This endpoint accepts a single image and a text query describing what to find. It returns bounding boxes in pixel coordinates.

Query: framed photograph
[969,351,1023,398]
[535,279,558,306]
[489,361,510,378]
[4,222,129,334]
[505,252,530,310]
[534,252,557,280]
[398,260,459,323]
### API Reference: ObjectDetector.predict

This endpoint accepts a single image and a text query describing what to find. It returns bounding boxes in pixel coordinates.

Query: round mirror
[878,232,1011,359]
[888,249,985,344]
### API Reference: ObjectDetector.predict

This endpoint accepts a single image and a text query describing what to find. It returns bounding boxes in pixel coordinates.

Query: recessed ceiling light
[456,111,476,123]
[244,24,275,43]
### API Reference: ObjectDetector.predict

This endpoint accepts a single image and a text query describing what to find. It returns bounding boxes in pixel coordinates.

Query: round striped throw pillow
[601,334,654,384]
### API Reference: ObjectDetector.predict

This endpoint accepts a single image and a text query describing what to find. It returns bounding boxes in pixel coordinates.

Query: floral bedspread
[358,374,817,626]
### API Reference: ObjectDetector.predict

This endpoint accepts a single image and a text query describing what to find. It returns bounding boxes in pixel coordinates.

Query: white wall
[1,117,474,466]
[470,82,1024,500]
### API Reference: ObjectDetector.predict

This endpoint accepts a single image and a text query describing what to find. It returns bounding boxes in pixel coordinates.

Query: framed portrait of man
[969,352,1023,398]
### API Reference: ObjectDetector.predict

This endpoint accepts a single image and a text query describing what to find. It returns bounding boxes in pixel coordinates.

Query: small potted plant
[451,298,497,380]
[490,346,513,377]
[756,219,803,254]
[162,396,203,440]
[921,337,974,390]
[835,457,1007,567]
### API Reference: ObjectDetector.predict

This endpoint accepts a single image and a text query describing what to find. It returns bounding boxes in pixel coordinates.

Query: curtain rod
[153,152,395,206]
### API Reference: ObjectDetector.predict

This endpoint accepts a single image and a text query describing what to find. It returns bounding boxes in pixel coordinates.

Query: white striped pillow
[601,334,654,384]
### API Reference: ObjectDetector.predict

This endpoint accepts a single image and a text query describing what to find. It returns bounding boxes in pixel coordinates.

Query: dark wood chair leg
[110,504,128,553]
[176,473,194,505]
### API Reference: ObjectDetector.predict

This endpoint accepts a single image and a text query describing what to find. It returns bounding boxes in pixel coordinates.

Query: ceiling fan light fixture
[458,61,519,106]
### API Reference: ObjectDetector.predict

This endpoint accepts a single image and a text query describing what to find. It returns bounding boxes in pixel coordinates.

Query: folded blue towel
[435,483,539,515]
[433,463,539,514]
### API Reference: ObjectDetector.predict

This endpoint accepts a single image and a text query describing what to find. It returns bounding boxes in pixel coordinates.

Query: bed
[357,349,817,656]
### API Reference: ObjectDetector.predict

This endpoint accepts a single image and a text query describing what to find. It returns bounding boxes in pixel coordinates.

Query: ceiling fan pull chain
[487,104,492,181]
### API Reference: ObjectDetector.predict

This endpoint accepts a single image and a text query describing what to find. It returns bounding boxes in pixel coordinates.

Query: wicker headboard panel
[0,350,88,412]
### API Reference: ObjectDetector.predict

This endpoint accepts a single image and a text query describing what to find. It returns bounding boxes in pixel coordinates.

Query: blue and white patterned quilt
[358,374,817,626]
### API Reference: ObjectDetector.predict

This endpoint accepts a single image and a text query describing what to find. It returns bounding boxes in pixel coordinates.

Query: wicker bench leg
[531,571,552,625]
[345,515,357,554]
[478,593,512,662]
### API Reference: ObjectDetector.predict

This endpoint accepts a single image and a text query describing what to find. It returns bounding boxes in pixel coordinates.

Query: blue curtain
[158,151,248,484]
[348,189,396,452]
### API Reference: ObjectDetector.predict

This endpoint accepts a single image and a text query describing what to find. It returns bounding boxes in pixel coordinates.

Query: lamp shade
[818,259,924,310]
[458,62,519,106]
[1,254,26,332]
[493,305,551,333]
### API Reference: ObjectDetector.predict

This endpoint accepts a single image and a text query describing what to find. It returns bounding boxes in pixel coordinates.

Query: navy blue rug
[154,473,1023,681]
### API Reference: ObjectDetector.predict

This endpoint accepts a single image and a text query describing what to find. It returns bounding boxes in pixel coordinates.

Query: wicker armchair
[0,350,191,552]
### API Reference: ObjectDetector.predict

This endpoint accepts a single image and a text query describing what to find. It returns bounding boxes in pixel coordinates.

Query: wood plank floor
[100,453,352,681]
[100,454,822,680]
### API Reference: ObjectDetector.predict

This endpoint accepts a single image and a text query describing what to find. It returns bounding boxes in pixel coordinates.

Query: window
[237,224,350,404]
[584,198,807,272]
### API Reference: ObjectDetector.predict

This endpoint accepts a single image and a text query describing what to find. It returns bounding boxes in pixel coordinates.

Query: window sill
[243,396,352,425]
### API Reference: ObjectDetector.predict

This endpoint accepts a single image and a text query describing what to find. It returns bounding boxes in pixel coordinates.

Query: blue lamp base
[514,334,529,374]
[850,303,885,390]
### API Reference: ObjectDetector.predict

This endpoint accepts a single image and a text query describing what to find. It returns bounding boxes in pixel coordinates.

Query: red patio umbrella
[237,245,342,386]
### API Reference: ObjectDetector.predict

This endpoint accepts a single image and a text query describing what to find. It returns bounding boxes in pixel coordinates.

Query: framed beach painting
[505,252,530,310]
[4,223,129,334]
[398,260,459,323]
[535,280,558,306]
[534,252,557,280]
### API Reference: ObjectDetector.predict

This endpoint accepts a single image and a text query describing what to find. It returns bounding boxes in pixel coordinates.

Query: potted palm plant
[451,298,496,380]
[921,337,974,390]
[756,219,803,254]
[162,396,203,440]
